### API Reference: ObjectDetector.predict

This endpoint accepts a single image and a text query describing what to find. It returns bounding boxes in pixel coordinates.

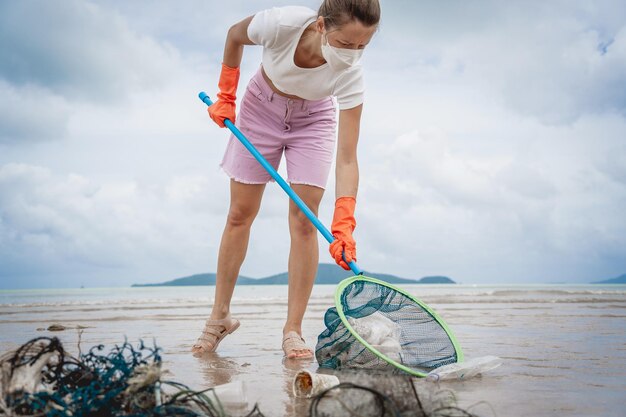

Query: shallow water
[1,284,625,416]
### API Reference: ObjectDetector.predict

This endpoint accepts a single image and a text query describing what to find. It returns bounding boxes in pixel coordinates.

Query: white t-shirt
[247,6,364,110]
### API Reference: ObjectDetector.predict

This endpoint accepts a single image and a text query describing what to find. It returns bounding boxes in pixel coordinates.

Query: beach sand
[1,283,625,416]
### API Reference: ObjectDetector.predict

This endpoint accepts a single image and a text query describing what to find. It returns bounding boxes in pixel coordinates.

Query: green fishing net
[315,276,463,377]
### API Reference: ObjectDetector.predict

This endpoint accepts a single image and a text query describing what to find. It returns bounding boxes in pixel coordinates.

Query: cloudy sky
[1,0,625,289]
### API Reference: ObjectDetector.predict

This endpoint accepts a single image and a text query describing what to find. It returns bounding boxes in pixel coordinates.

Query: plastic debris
[426,356,503,381]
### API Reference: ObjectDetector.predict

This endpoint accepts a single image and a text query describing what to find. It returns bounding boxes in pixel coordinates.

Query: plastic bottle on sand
[426,356,503,381]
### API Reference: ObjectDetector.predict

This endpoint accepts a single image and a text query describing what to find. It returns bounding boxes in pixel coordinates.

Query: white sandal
[282,331,313,359]
[192,317,240,354]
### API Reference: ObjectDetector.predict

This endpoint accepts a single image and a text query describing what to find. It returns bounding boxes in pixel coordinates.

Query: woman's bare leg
[192,179,265,353]
[212,180,266,318]
[283,183,325,358]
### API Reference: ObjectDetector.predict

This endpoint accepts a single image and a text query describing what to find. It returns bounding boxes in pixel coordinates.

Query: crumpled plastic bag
[347,312,402,365]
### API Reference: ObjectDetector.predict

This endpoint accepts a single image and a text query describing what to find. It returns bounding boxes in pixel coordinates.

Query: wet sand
[1,284,625,416]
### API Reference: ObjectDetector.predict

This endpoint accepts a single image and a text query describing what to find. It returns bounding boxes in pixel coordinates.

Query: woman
[192,0,380,359]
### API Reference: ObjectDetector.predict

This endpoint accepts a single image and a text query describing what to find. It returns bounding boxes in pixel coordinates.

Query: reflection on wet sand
[196,352,241,387]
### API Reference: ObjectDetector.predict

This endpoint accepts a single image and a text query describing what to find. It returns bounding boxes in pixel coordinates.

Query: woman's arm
[223,16,256,68]
[335,104,362,198]
[207,16,255,128]
[330,104,362,270]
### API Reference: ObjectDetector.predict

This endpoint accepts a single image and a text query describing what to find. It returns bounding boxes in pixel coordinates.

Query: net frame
[333,275,464,377]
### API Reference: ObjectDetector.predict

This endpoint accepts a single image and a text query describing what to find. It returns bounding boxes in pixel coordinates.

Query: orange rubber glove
[207,63,240,128]
[329,196,357,270]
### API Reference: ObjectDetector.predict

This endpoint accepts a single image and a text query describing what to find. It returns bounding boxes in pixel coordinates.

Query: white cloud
[0,81,71,144]
[356,112,626,282]
[0,0,186,145]
[366,0,626,125]
[466,21,626,124]
[0,0,180,101]
[0,164,217,286]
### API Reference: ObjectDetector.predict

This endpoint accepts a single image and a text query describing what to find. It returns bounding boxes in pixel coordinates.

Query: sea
[1,284,625,416]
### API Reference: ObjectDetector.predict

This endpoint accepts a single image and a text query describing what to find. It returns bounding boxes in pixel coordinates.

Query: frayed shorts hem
[220,165,271,185]
[287,179,326,190]
[221,165,326,189]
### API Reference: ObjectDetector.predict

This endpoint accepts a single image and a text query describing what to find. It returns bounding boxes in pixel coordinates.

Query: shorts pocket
[245,79,266,102]
[307,98,336,116]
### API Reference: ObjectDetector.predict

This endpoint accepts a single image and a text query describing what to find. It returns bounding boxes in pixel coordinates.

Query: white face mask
[321,33,364,70]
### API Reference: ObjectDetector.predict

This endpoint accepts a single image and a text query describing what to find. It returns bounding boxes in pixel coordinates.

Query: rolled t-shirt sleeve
[247,8,282,49]
[334,66,365,110]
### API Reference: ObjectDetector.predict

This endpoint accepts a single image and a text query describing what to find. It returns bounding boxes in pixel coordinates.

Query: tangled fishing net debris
[0,337,264,417]
[307,381,488,417]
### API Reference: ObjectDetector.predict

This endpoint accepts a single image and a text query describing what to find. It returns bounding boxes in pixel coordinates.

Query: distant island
[132,263,456,287]
[592,273,626,284]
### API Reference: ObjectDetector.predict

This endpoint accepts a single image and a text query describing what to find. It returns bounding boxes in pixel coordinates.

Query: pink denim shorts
[220,67,337,189]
